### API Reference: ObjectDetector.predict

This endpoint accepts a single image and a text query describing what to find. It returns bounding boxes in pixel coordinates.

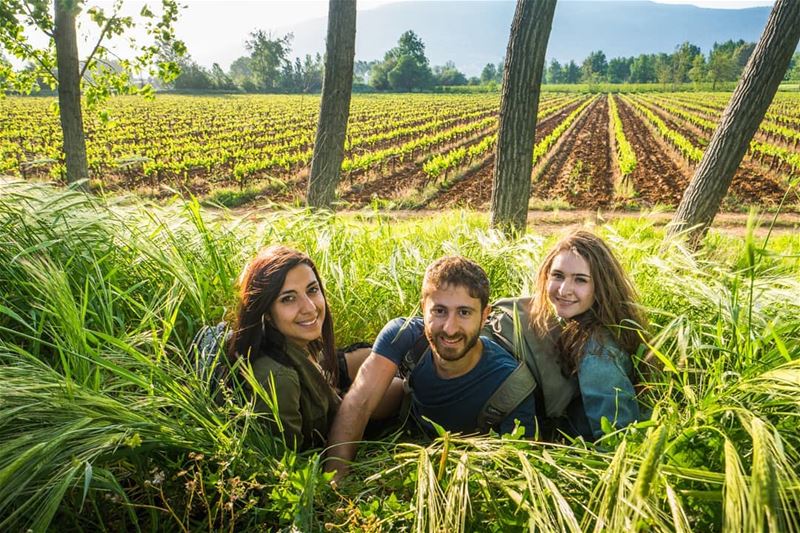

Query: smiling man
[325,256,536,478]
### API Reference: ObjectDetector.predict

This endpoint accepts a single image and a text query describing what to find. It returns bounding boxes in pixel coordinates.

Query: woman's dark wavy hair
[227,245,338,387]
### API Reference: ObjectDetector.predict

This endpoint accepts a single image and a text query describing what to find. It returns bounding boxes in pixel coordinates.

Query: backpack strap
[400,332,430,377]
[476,362,537,433]
[397,332,431,427]
[191,322,228,385]
[482,301,549,433]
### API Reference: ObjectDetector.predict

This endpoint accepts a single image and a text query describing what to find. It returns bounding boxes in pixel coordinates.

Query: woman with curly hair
[490,229,648,441]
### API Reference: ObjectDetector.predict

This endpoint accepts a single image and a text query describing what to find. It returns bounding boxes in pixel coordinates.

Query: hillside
[284,1,772,75]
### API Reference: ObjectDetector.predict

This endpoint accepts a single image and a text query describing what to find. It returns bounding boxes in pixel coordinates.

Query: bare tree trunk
[669,0,800,248]
[490,0,557,234]
[54,0,89,190]
[307,0,357,209]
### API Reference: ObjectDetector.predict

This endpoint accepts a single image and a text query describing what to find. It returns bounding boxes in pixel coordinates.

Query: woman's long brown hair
[529,229,648,376]
[227,245,338,386]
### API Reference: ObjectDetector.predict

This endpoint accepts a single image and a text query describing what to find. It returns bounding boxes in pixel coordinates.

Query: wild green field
[1,179,799,531]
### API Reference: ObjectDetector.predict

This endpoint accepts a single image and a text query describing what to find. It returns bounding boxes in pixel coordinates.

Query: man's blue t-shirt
[373,317,536,437]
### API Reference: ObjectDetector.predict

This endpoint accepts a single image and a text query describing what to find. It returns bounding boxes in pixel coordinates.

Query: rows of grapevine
[531,96,595,166]
[343,115,497,176]
[622,95,704,162]
[1,94,596,191]
[3,91,800,209]
[648,93,800,146]
[637,93,800,176]
[0,94,504,185]
[608,95,637,177]
[420,94,589,181]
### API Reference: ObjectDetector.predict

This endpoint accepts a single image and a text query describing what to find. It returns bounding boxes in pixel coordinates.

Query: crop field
[3,91,800,530]
[2,91,799,210]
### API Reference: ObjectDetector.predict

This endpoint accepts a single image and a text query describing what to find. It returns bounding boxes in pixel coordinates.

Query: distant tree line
[163,29,477,93]
[544,40,767,89]
[6,27,799,95]
[164,31,324,93]
[358,34,800,92]
[545,44,800,89]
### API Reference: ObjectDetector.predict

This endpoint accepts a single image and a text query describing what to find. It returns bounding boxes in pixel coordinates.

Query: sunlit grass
[1,179,799,530]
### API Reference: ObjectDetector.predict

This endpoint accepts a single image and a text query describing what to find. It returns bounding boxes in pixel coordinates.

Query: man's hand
[325,352,399,479]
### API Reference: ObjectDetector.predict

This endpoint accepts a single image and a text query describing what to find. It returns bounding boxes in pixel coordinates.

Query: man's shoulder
[480,336,520,367]
[373,316,426,365]
[382,316,424,334]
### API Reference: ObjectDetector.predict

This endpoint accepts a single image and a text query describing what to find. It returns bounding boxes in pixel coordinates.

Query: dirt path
[3,175,795,238]
[220,204,800,237]
[516,209,800,237]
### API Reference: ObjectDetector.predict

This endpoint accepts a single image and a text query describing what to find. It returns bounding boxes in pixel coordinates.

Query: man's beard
[426,327,481,362]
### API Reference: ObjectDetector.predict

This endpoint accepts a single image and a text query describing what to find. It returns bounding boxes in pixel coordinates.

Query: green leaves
[609,94,637,178]
[625,95,704,162]
[532,96,594,165]
[1,0,184,113]
[1,182,800,530]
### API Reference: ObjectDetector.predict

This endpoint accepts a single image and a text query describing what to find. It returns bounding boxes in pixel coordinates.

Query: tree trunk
[490,0,557,234]
[669,0,800,248]
[54,0,89,190]
[307,0,357,209]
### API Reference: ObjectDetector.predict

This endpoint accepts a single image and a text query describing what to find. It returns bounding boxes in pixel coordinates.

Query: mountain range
[281,1,774,76]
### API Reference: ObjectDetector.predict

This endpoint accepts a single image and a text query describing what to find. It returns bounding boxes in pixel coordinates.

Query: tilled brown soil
[638,99,709,150]
[149,94,794,211]
[339,161,422,204]
[215,201,800,238]
[425,98,591,209]
[531,96,614,209]
[639,99,787,207]
[616,96,690,206]
[338,125,498,205]
[726,163,788,208]
[423,154,495,208]
[257,95,791,211]
[257,125,499,206]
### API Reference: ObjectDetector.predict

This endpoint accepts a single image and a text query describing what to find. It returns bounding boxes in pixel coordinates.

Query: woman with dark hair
[227,245,368,449]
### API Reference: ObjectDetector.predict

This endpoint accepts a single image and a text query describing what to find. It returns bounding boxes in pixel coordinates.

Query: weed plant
[1,180,799,531]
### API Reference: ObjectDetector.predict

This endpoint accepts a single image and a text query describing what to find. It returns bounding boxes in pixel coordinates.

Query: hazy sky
[653,0,771,6]
[173,0,774,36]
[170,0,774,69]
[11,0,776,71]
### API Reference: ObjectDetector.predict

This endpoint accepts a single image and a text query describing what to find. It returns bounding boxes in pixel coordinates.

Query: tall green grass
[1,180,799,531]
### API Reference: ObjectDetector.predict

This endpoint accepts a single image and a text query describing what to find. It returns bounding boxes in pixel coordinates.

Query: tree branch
[80,13,118,79]
[20,0,54,38]
[15,40,57,82]
[81,75,97,89]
